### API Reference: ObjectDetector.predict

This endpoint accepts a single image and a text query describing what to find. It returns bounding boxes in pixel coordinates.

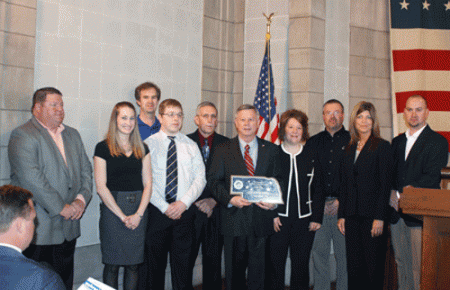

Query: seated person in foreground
[0,184,65,290]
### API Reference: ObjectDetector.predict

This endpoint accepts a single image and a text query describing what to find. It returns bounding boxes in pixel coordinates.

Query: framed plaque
[230,175,283,204]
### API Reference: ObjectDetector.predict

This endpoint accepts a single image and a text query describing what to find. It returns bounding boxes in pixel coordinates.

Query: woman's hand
[273,217,282,232]
[337,218,345,235]
[309,222,321,231]
[123,214,141,230]
[371,219,384,237]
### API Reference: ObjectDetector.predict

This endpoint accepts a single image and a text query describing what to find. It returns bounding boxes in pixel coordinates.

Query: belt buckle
[127,193,136,204]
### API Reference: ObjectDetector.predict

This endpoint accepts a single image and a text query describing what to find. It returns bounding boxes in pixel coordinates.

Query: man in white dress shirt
[143,99,206,290]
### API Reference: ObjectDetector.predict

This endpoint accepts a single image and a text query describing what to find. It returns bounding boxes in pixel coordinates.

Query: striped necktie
[244,144,254,176]
[165,136,177,203]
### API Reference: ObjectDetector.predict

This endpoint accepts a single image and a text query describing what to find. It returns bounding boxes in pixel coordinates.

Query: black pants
[145,216,194,290]
[224,235,267,290]
[266,217,315,290]
[345,216,387,290]
[188,206,224,290]
[23,239,76,290]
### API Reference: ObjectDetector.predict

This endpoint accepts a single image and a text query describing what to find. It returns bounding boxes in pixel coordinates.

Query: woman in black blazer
[337,101,392,290]
[266,109,324,290]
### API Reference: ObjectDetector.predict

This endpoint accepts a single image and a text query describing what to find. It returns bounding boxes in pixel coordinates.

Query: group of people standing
[3,81,448,290]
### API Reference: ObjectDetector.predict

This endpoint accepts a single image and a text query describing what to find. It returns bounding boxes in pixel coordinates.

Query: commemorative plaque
[230,175,283,204]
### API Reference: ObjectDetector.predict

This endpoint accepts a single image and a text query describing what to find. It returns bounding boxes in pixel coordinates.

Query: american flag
[253,42,280,144]
[390,0,450,150]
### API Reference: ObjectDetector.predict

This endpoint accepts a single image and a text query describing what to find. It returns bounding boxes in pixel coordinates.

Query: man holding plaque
[208,104,283,290]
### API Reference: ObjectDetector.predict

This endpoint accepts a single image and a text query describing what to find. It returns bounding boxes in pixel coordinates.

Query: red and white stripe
[257,114,280,145]
[391,28,450,150]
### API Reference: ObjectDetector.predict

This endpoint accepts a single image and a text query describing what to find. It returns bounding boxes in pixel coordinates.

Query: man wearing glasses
[144,99,206,290]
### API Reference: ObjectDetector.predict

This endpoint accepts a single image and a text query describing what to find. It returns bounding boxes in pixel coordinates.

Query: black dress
[94,141,149,265]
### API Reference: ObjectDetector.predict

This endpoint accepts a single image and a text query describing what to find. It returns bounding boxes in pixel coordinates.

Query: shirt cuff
[75,194,86,206]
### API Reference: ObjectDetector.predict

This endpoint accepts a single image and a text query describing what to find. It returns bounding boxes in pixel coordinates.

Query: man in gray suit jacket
[8,87,93,290]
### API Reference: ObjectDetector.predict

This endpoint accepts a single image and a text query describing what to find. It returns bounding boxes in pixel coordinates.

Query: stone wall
[0,0,36,186]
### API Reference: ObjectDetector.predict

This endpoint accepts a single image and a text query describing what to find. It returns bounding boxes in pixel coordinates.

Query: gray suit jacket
[8,116,93,245]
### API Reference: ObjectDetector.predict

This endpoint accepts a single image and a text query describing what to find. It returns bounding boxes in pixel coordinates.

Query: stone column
[288,0,326,134]
[349,0,391,140]
[0,0,36,185]
[202,0,245,137]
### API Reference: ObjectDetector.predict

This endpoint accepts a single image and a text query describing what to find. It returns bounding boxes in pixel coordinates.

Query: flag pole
[263,13,274,122]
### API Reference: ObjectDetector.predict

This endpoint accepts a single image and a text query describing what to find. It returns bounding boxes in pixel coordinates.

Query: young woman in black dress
[94,102,152,290]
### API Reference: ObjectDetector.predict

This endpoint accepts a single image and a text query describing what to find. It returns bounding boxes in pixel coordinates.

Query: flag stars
[445,1,450,10]
[400,0,410,10]
[423,0,430,10]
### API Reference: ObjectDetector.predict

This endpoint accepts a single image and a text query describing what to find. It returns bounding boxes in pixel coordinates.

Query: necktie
[202,139,210,163]
[165,136,177,203]
[244,145,254,176]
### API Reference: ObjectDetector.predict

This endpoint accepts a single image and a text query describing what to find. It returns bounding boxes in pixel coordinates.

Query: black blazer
[207,137,283,237]
[338,136,392,221]
[276,142,325,224]
[187,130,230,201]
[391,125,448,225]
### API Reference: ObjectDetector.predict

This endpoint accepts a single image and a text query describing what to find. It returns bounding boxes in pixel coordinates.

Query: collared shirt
[405,124,427,160]
[198,131,215,148]
[35,118,66,164]
[138,115,161,141]
[238,136,258,169]
[35,117,85,205]
[308,127,350,198]
[0,243,21,253]
[145,130,206,214]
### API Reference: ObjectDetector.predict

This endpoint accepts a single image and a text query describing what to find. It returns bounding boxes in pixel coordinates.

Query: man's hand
[229,196,251,208]
[70,199,86,220]
[371,219,384,237]
[60,204,73,220]
[337,218,345,235]
[324,199,339,216]
[165,201,187,220]
[195,198,217,218]
[309,222,321,231]
[255,201,276,210]
[274,217,282,232]
[389,190,399,211]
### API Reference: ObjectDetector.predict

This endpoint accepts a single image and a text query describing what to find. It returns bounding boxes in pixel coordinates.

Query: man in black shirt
[187,102,229,289]
[309,99,350,290]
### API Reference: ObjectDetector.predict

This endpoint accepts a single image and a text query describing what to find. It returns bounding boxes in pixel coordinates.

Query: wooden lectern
[400,187,450,290]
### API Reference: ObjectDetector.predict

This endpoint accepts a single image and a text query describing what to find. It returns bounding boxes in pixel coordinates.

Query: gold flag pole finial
[263,13,274,40]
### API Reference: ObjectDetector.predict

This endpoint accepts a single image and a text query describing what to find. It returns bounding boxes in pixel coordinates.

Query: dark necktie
[202,139,210,163]
[244,145,254,176]
[165,136,177,203]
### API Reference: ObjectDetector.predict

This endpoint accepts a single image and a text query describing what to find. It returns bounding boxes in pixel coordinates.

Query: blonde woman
[94,102,152,290]
[337,101,392,290]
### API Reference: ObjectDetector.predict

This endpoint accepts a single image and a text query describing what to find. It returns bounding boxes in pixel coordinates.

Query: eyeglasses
[323,111,342,116]
[162,113,183,118]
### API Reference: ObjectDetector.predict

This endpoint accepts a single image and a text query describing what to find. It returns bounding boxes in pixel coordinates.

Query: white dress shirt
[405,124,427,160]
[145,130,206,214]
[238,136,258,168]
[0,243,22,253]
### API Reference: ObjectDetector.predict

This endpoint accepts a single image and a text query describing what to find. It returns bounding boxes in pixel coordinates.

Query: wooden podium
[400,187,450,290]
